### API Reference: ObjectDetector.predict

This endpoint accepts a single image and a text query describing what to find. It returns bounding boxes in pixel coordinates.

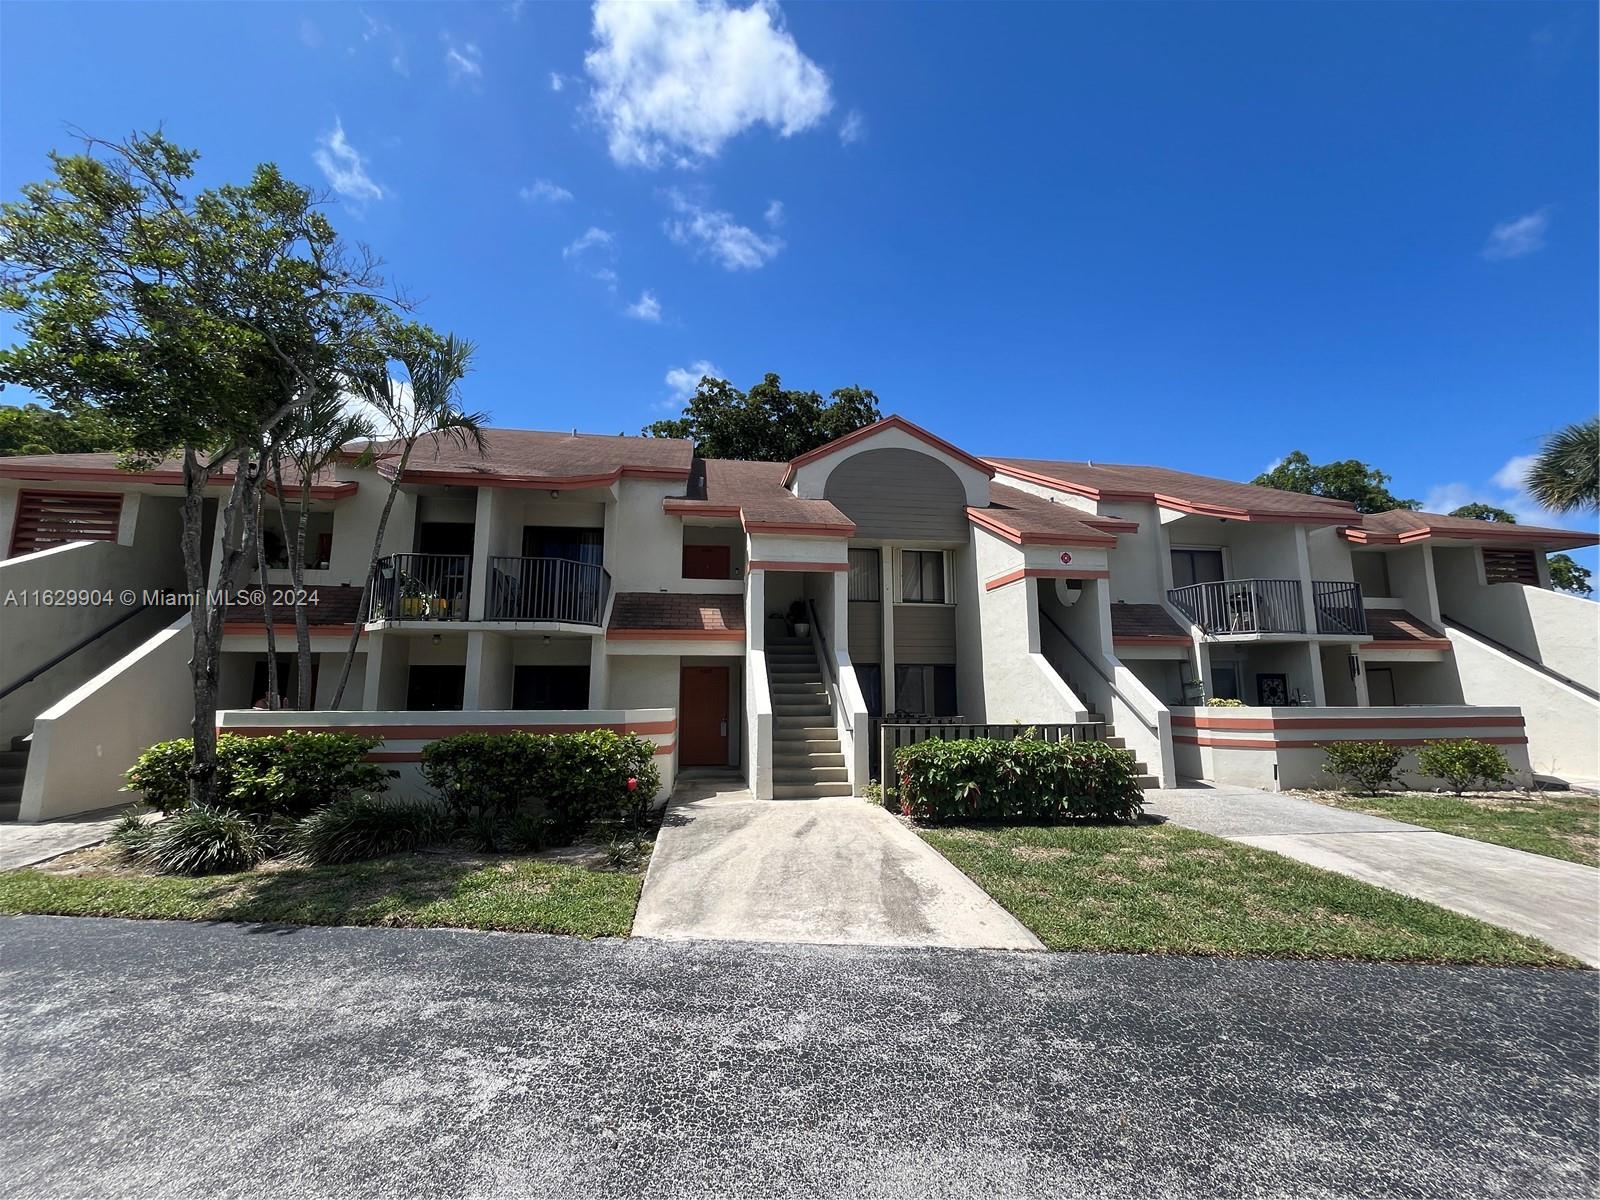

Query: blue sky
[2,1,1595,546]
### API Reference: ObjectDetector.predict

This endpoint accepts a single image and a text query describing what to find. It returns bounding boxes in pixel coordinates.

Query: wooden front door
[680,666,730,766]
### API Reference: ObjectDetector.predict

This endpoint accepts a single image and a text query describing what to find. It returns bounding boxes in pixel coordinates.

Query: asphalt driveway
[1,916,1595,1198]
[1145,786,1600,966]
[634,778,1042,950]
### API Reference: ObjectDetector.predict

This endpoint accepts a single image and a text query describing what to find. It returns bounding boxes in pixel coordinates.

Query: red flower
[627,777,638,791]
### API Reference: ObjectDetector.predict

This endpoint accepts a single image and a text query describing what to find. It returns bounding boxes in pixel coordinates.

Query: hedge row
[124,732,391,819]
[895,737,1144,824]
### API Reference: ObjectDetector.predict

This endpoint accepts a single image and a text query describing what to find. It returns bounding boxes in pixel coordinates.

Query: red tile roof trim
[781,414,997,486]
[0,460,357,499]
[1341,510,1597,550]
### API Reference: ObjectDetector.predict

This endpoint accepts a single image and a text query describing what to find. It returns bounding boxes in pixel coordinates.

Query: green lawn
[1300,790,1599,868]
[919,821,1581,966]
[0,852,643,938]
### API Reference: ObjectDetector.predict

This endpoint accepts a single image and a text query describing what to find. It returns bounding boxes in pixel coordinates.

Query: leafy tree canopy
[0,401,125,456]
[643,372,880,461]
[1251,450,1420,515]
[1547,553,1593,597]
[1448,502,1518,523]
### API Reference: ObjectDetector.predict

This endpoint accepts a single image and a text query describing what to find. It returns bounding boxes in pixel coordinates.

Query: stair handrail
[1038,608,1161,736]
[0,602,152,702]
[1441,612,1599,701]
[806,598,852,735]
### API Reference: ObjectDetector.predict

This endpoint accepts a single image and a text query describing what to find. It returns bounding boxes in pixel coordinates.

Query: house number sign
[1059,552,1073,565]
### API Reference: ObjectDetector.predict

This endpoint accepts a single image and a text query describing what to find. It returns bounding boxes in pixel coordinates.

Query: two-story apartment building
[2,415,1595,822]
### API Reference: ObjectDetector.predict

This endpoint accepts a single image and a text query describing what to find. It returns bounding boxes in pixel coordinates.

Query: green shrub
[124,732,390,819]
[1416,739,1513,795]
[1321,741,1405,795]
[107,807,156,860]
[894,738,1144,824]
[1206,697,1246,708]
[861,780,885,807]
[122,740,193,814]
[139,805,269,875]
[296,795,444,865]
[421,729,661,849]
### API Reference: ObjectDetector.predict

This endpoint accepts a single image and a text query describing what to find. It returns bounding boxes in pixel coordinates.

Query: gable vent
[8,490,124,557]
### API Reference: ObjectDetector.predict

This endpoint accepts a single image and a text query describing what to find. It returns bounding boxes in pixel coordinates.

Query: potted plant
[789,600,810,639]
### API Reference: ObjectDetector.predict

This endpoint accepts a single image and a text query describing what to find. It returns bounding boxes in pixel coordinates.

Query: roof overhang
[990,462,1358,525]
[966,506,1118,548]
[390,465,690,491]
[0,462,357,499]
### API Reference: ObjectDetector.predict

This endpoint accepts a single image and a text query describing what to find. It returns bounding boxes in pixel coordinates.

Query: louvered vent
[1483,549,1539,586]
[8,490,124,556]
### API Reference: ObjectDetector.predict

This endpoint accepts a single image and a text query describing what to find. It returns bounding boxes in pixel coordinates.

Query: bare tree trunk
[252,480,280,709]
[328,441,414,709]
[269,453,313,709]
[189,450,262,806]
[180,448,217,808]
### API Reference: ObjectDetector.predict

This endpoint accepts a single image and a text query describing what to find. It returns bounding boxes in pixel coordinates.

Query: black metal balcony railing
[369,553,471,622]
[1168,578,1305,635]
[1313,580,1368,635]
[487,556,611,626]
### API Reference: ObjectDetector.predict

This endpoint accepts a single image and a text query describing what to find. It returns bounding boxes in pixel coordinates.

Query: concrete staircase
[766,637,852,799]
[1081,710,1159,790]
[0,735,30,822]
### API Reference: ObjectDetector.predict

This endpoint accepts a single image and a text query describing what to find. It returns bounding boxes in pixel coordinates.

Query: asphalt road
[1,916,1595,1199]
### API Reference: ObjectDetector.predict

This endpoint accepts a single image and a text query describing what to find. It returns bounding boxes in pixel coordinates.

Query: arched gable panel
[823,448,968,542]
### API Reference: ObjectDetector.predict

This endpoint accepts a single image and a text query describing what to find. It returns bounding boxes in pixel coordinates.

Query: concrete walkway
[634,778,1043,951]
[0,807,129,871]
[1145,785,1600,966]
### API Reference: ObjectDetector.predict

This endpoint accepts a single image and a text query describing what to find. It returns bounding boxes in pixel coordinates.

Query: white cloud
[664,191,783,270]
[838,108,865,145]
[550,71,568,92]
[1482,209,1549,261]
[665,360,720,401]
[298,19,324,50]
[563,227,616,259]
[313,119,385,205]
[584,0,833,167]
[1425,452,1571,526]
[763,199,784,227]
[626,291,663,322]
[504,1,527,20]
[445,37,483,83]
[360,11,407,75]
[519,179,574,203]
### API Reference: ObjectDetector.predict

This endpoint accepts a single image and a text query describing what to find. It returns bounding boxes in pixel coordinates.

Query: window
[513,665,590,710]
[854,663,883,718]
[900,550,946,603]
[523,525,604,565]
[1483,549,1539,586]
[1171,548,1225,589]
[406,666,465,712]
[1209,665,1240,702]
[848,548,881,602]
[894,664,957,716]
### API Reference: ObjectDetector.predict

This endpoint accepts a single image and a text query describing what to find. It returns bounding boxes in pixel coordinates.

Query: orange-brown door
[679,665,730,766]
[683,544,732,580]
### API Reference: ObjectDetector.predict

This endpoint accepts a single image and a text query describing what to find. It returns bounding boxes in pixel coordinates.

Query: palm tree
[327,325,485,708]
[1525,417,1599,515]
[270,391,374,708]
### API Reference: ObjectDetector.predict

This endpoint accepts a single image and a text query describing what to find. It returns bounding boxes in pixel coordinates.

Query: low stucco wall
[216,707,679,803]
[1449,626,1599,782]
[1171,705,1536,790]
[19,616,193,822]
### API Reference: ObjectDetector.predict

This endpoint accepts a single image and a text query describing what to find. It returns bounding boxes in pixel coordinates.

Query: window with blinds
[1483,549,1539,585]
[847,547,881,602]
[900,549,946,603]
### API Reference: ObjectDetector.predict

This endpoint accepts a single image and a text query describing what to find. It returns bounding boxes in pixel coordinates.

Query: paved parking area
[1145,785,1600,966]
[634,778,1042,950]
[2,915,1595,1199]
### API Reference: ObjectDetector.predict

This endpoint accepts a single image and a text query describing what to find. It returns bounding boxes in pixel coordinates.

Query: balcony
[486,556,611,626]
[370,553,471,622]
[1167,578,1367,637]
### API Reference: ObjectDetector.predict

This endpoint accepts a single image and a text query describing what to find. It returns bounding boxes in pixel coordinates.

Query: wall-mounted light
[431,633,442,646]
[549,490,560,499]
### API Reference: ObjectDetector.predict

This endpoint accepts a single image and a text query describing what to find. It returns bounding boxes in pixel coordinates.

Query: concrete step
[773,705,831,718]
[772,781,853,799]
[771,682,827,693]
[0,749,29,770]
[1103,736,1126,749]
[773,751,846,768]
[0,766,25,787]
[1136,776,1159,789]
[775,765,849,784]
[773,733,841,747]
[0,798,19,821]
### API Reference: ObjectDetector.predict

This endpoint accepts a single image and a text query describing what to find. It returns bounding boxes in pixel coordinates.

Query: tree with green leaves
[0,131,390,805]
[328,324,483,708]
[1251,451,1420,514]
[1547,554,1592,597]
[644,372,881,461]
[0,401,124,455]
[1448,502,1518,523]
[1525,417,1599,515]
